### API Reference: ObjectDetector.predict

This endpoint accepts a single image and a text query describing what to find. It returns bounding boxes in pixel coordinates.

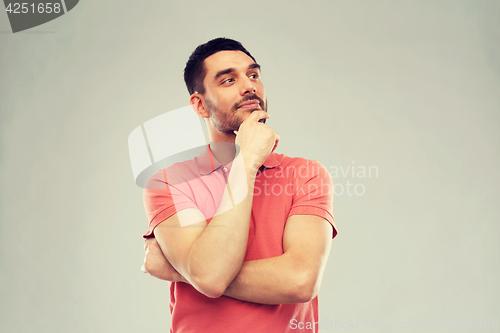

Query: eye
[222,78,234,84]
[249,73,259,79]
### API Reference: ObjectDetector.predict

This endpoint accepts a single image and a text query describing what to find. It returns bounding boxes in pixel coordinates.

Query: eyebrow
[248,63,261,71]
[213,63,261,82]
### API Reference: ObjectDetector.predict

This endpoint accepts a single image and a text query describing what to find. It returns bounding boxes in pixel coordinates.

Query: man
[142,37,337,332]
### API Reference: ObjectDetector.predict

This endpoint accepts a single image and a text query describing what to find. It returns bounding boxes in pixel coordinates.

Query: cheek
[206,93,218,105]
[210,93,229,107]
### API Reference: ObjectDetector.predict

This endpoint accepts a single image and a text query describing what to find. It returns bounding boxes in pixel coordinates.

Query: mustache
[233,94,266,110]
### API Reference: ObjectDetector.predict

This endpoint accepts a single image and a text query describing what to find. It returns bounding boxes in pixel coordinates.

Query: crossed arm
[142,111,333,304]
[144,213,333,305]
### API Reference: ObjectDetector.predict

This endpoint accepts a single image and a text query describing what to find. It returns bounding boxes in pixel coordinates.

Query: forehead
[203,50,256,78]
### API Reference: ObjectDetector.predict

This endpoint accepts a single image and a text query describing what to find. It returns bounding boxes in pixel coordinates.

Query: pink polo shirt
[143,146,336,333]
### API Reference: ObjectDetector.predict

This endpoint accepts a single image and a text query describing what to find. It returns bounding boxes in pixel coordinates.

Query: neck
[209,130,236,144]
[205,119,241,164]
[209,141,237,165]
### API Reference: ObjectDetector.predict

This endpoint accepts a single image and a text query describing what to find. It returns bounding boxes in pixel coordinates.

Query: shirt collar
[197,145,223,175]
[196,145,281,175]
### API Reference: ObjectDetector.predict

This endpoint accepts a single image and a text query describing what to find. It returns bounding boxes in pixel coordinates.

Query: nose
[241,77,256,95]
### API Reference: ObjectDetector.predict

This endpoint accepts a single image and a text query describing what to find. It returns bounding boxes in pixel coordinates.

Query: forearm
[187,189,253,294]
[166,154,258,296]
[223,253,317,305]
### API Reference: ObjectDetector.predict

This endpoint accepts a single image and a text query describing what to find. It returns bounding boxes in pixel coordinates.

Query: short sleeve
[142,169,198,238]
[288,160,337,238]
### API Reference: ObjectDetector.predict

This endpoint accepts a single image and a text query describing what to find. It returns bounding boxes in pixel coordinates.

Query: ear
[190,93,209,118]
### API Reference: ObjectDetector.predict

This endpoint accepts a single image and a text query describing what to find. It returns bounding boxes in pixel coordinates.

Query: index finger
[144,237,155,250]
[246,110,270,122]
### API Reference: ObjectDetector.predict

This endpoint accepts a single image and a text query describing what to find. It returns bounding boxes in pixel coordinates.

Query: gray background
[1,1,499,332]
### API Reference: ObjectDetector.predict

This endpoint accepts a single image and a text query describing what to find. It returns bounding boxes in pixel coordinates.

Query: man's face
[201,50,267,134]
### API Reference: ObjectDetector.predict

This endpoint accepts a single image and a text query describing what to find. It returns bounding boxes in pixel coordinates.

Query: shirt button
[222,167,228,173]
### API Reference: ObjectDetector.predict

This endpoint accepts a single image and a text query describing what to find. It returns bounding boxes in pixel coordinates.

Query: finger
[271,140,279,153]
[272,132,280,153]
[144,237,155,250]
[149,241,159,250]
[247,110,270,122]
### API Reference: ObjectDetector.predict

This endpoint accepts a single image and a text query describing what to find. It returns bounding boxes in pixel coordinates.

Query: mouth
[238,100,260,109]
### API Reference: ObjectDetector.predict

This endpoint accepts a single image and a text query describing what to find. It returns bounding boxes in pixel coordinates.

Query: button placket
[220,165,235,207]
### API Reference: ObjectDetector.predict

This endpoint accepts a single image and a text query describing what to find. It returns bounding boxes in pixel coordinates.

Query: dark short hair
[184,37,256,95]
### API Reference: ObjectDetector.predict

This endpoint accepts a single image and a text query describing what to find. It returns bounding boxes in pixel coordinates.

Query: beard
[206,94,268,134]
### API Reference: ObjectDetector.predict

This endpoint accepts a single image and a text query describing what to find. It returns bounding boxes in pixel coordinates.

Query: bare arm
[144,214,333,304]
[223,215,333,304]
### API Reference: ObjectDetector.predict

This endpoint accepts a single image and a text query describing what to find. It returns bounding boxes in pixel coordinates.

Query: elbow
[201,284,226,299]
[293,273,321,303]
[191,275,228,299]
[296,286,319,303]
[186,259,238,299]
